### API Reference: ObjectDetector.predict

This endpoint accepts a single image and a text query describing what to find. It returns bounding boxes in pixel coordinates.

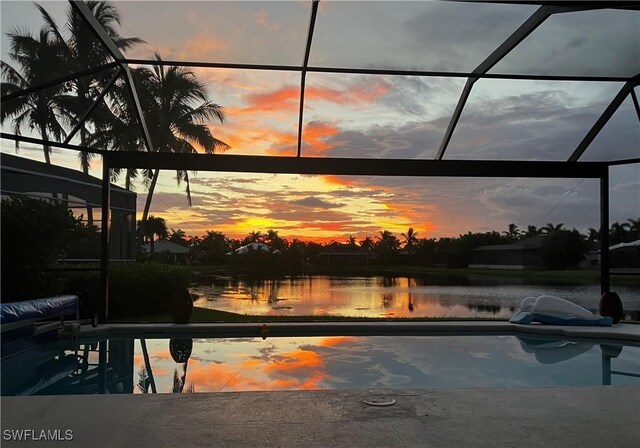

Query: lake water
[191,275,640,320]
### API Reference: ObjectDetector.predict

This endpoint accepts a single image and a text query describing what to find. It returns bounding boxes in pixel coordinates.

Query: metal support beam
[68,1,154,153]
[64,68,123,144]
[436,4,594,160]
[600,170,610,294]
[297,0,320,158]
[631,89,640,123]
[100,159,111,322]
[569,79,638,162]
[103,152,606,179]
[121,58,632,83]
[0,62,118,103]
[1,133,108,155]
[122,66,155,152]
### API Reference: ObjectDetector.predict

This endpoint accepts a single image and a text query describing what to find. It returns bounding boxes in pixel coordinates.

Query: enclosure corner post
[100,156,112,321]
[600,168,610,295]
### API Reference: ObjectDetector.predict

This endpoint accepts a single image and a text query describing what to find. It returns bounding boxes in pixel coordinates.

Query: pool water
[2,335,639,396]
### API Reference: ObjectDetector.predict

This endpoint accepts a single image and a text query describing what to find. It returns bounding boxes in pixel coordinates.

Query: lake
[190,275,640,320]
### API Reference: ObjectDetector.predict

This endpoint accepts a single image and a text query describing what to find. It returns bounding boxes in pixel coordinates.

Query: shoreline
[186,264,640,286]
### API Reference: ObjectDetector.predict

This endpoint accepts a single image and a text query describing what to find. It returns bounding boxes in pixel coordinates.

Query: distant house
[609,240,640,269]
[317,243,377,264]
[143,239,190,264]
[227,242,279,255]
[469,235,545,270]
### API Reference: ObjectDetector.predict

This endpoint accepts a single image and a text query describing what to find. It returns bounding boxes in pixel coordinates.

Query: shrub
[60,263,192,319]
[1,197,93,300]
[540,229,589,270]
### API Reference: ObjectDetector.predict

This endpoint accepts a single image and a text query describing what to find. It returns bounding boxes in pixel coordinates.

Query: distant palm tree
[523,225,540,238]
[168,228,189,246]
[138,215,168,253]
[587,227,600,242]
[244,231,263,245]
[503,223,521,240]
[1,26,67,164]
[347,235,357,245]
[401,227,419,251]
[540,223,564,234]
[359,236,374,251]
[609,221,631,244]
[627,218,640,239]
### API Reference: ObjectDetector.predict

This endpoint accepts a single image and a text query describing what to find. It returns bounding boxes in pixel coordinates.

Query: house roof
[143,239,190,254]
[609,239,640,251]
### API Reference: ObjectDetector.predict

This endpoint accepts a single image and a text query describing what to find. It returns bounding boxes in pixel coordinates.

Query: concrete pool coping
[2,387,639,447]
[72,321,640,344]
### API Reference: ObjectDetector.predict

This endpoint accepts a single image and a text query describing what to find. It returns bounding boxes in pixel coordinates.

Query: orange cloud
[302,122,338,156]
[322,175,358,188]
[264,349,323,373]
[318,336,354,347]
[230,79,392,118]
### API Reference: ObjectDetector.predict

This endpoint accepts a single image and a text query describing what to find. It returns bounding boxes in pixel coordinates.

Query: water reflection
[192,275,640,320]
[3,335,638,396]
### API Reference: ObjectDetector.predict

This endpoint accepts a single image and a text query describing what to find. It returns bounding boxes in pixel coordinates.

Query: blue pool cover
[0,295,79,324]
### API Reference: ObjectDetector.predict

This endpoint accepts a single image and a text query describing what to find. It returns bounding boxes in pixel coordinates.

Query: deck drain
[362,397,396,407]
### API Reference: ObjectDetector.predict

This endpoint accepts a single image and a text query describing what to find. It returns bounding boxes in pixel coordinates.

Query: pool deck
[2,386,639,447]
[2,322,638,447]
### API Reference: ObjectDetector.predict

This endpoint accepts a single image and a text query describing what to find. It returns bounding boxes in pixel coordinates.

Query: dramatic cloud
[2,2,637,241]
[290,196,344,209]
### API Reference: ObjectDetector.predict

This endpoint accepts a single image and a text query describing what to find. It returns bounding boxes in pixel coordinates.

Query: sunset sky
[1,1,638,242]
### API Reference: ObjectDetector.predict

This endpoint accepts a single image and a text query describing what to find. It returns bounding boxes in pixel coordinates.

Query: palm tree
[540,223,564,234]
[359,236,374,251]
[523,225,540,238]
[244,231,263,245]
[135,55,229,222]
[1,26,68,164]
[38,1,143,173]
[627,218,640,240]
[587,227,600,242]
[503,223,521,240]
[347,235,357,245]
[138,215,168,253]
[37,1,142,225]
[168,228,188,247]
[401,227,419,251]
[609,221,631,244]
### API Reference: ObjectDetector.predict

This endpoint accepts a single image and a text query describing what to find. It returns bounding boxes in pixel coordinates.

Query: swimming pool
[2,333,639,395]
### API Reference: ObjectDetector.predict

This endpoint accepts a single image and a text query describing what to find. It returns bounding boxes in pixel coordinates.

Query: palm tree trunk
[140,339,157,393]
[80,131,94,227]
[141,169,160,222]
[39,125,51,164]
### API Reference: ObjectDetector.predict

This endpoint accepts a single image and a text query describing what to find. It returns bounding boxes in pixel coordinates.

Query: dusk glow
[1,1,638,242]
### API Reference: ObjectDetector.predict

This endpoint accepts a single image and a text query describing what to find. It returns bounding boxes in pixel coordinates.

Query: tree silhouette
[1,26,67,164]
[540,223,565,234]
[503,223,521,241]
[168,228,189,247]
[609,221,631,244]
[401,227,419,251]
[137,55,229,222]
[138,215,168,253]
